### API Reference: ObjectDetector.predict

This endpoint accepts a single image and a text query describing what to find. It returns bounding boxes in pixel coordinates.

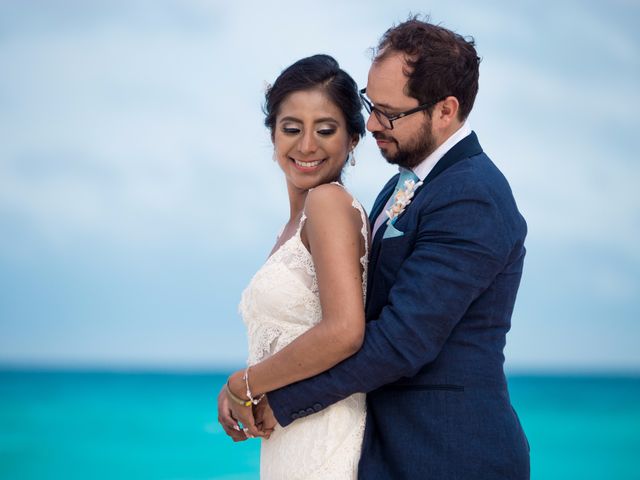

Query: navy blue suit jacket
[268,132,530,479]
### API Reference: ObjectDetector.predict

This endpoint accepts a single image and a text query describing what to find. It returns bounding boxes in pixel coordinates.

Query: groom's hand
[254,395,279,439]
[217,387,247,442]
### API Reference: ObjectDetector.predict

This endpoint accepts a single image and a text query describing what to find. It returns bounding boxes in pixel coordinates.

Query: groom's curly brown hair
[375,14,481,121]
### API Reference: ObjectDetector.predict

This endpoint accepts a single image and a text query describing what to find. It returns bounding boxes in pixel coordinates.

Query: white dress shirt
[372,122,472,238]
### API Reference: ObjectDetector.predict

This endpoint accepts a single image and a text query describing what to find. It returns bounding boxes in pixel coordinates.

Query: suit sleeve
[268,179,513,427]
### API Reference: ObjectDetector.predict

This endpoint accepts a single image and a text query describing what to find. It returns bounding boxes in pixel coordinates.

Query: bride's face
[273,88,355,192]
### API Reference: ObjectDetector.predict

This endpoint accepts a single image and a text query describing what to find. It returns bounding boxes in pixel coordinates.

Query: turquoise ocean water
[1,370,639,479]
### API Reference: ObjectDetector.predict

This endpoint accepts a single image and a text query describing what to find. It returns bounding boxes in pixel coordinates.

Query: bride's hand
[217,386,247,442]
[227,371,266,439]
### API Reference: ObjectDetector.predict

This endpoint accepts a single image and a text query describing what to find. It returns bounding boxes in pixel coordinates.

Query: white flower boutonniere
[386,179,423,225]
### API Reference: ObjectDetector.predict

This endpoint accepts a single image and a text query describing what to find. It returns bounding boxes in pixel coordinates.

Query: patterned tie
[390,169,420,207]
[387,169,420,226]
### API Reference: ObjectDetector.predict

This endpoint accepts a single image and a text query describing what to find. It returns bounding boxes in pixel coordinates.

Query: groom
[226,17,530,479]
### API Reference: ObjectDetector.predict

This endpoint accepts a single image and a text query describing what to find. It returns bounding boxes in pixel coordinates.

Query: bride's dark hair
[263,54,365,140]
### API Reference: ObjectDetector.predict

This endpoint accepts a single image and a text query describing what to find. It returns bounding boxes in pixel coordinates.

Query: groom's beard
[373,119,436,170]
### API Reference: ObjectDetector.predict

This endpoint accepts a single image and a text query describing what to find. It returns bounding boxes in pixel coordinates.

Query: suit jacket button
[313,403,322,411]
[291,413,299,420]
[298,409,307,417]
[305,407,314,415]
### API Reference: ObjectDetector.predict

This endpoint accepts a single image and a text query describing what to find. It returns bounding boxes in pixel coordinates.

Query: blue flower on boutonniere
[386,179,423,225]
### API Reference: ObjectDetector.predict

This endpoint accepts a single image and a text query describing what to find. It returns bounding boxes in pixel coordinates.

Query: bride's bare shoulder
[305,183,365,219]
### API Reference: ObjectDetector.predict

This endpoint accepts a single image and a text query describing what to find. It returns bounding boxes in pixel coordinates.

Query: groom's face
[365,52,436,169]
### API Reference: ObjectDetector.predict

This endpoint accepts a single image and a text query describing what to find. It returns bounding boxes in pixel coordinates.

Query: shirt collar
[402,122,472,181]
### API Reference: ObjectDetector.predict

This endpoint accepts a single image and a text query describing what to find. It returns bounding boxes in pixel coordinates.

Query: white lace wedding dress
[239,186,368,480]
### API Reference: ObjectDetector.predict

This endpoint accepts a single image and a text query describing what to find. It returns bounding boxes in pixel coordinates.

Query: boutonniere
[386,179,423,225]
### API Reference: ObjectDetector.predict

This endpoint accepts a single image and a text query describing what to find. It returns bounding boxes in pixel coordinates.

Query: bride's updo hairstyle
[263,54,365,140]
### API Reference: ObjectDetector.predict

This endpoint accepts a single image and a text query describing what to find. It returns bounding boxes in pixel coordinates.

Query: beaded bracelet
[243,367,265,405]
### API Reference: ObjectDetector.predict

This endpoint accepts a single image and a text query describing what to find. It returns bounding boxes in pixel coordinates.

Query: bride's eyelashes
[280,126,337,136]
[317,128,337,136]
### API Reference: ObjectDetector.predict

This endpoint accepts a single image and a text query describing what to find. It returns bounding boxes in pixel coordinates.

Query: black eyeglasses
[359,88,446,130]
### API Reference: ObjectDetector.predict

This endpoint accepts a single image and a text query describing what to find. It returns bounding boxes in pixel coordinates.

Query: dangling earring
[349,150,356,166]
[272,151,277,162]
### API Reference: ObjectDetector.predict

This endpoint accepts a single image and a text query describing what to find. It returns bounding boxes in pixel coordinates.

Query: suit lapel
[366,176,397,308]
[368,218,387,279]
[369,175,398,225]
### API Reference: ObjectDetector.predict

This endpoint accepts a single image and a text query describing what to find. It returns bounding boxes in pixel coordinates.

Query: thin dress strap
[350,196,370,299]
[329,182,370,297]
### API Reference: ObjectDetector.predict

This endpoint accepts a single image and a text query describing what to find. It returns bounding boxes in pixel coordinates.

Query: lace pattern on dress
[350,196,369,303]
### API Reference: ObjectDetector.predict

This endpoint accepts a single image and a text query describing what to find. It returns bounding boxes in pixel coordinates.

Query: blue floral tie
[387,169,420,225]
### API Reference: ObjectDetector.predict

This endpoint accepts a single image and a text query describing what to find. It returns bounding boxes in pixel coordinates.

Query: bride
[217,54,368,479]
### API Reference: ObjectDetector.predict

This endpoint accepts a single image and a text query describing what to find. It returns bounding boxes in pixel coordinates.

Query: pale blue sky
[0,0,638,371]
